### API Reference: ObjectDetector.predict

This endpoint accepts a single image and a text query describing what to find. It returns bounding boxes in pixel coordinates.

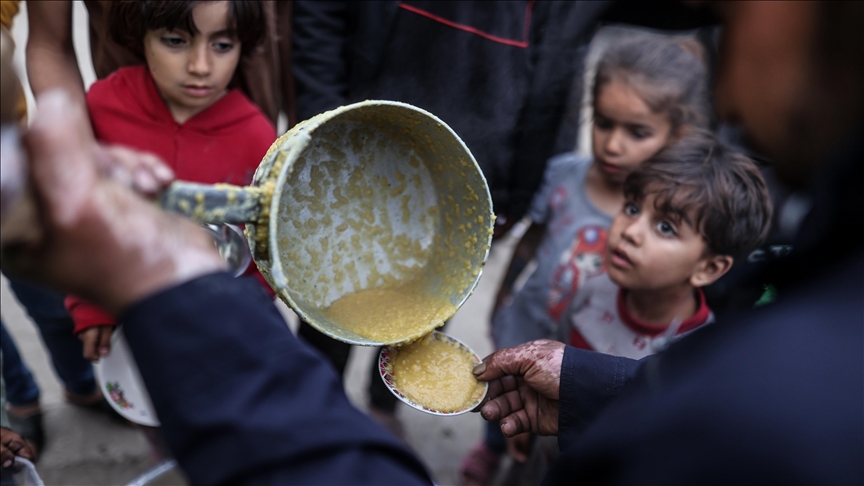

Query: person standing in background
[291,0,593,433]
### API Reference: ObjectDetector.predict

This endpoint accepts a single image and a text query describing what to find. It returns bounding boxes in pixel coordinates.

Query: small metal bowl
[379,331,488,416]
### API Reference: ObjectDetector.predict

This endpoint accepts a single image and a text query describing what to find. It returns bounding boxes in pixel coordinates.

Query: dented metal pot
[160,100,493,346]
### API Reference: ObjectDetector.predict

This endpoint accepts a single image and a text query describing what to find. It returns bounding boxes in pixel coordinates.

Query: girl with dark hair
[65,1,276,364]
[460,31,710,486]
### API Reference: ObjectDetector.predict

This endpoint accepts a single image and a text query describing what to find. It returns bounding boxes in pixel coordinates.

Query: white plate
[94,328,160,426]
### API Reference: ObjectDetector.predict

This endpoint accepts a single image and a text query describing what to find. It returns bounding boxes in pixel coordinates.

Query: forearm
[25,1,86,109]
[121,273,431,485]
[26,44,85,107]
[557,345,641,450]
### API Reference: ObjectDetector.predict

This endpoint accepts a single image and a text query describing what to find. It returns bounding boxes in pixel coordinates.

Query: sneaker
[459,441,501,486]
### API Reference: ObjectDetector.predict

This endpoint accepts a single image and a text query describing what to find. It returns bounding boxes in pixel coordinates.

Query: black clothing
[292,0,596,219]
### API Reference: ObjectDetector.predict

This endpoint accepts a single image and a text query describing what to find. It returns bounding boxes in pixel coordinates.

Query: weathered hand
[1,91,225,315]
[1,427,34,469]
[473,340,565,437]
[95,144,175,197]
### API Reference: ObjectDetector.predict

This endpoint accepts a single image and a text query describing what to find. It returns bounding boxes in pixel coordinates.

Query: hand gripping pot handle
[159,181,266,224]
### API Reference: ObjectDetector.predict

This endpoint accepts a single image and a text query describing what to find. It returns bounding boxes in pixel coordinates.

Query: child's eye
[629,127,652,140]
[657,221,677,237]
[623,202,639,216]
[161,35,186,47]
[212,40,236,53]
[593,115,613,130]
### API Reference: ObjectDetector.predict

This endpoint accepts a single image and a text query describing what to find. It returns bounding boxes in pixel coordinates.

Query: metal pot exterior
[249,101,494,346]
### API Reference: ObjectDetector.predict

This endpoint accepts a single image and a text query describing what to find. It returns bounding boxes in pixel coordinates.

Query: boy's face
[592,80,674,186]
[605,193,726,291]
[143,1,241,124]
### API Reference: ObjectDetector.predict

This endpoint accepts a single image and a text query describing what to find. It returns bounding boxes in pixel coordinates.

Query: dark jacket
[123,274,432,485]
[291,1,720,221]
[292,0,596,220]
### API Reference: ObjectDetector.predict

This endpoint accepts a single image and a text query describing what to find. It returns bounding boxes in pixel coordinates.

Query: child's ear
[690,254,733,288]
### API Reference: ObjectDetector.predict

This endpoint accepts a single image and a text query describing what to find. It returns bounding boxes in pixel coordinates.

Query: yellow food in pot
[322,287,454,343]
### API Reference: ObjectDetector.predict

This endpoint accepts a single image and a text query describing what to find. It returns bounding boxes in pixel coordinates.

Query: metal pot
[160,100,493,345]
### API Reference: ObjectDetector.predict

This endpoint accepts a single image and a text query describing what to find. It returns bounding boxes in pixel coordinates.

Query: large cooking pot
[160,101,493,346]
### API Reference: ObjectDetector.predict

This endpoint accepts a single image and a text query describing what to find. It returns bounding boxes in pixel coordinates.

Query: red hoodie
[67,65,277,333]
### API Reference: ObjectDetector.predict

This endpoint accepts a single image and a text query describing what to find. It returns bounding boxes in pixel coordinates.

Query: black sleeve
[558,345,641,451]
[121,273,432,485]
[292,1,354,122]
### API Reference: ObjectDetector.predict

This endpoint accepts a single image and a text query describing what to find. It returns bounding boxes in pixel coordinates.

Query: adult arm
[25,1,87,110]
[3,91,432,485]
[475,341,641,452]
[122,274,431,485]
[557,346,640,450]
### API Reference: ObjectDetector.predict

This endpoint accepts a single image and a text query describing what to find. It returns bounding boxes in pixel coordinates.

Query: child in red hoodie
[66,0,277,360]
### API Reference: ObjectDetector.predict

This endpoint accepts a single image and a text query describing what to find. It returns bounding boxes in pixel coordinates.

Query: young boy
[565,131,772,357]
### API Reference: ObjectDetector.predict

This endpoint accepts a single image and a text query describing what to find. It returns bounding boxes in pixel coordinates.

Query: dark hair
[109,1,264,60]
[593,33,710,132]
[623,130,772,260]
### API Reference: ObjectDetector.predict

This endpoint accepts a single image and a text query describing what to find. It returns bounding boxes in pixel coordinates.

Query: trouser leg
[7,278,96,397]
[0,320,40,406]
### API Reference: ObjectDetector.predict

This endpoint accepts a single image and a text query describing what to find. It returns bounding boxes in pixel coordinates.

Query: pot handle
[159,181,267,224]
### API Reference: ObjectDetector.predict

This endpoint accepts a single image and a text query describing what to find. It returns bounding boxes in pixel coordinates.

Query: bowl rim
[378,331,489,416]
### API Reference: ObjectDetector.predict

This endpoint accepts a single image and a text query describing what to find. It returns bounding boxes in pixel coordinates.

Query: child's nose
[188,46,211,76]
[603,129,624,156]
[620,217,644,245]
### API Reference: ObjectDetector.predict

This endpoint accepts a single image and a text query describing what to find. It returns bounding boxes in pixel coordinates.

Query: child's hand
[1,426,35,469]
[505,432,532,463]
[79,325,115,361]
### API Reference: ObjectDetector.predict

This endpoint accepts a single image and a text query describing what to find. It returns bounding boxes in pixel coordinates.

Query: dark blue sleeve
[558,346,641,451]
[120,273,432,485]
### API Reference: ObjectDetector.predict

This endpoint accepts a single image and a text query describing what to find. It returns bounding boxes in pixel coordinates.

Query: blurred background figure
[291,0,594,439]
